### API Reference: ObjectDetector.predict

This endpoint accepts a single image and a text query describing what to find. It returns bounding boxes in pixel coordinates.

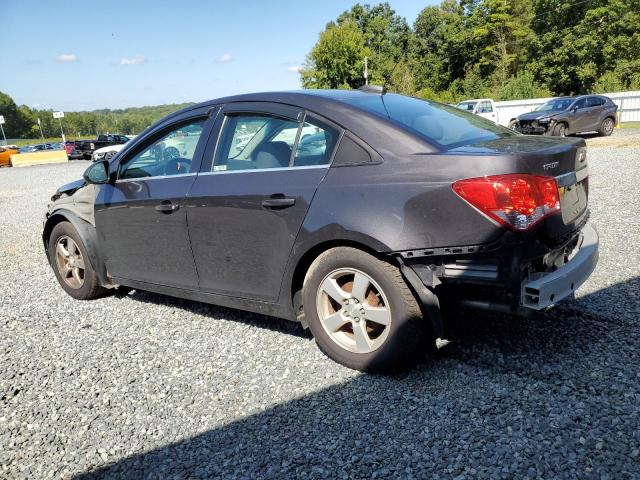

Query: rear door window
[478,101,493,113]
[293,117,339,167]
[586,97,605,107]
[213,114,298,171]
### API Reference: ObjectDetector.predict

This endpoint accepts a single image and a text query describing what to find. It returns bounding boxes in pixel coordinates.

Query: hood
[51,178,86,201]
[518,110,566,121]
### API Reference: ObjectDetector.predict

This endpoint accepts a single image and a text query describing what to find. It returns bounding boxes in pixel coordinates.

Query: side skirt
[112,277,295,321]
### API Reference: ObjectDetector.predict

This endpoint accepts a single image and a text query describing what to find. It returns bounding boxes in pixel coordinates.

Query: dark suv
[515,95,617,137]
[43,89,598,372]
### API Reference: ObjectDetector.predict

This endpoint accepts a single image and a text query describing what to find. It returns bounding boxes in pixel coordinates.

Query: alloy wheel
[603,118,614,135]
[558,124,566,137]
[54,236,85,289]
[316,268,391,353]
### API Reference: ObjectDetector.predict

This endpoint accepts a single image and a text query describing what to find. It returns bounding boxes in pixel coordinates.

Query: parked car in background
[0,145,19,167]
[74,134,130,160]
[63,141,83,159]
[514,95,617,137]
[43,89,598,372]
[456,98,523,128]
[92,142,128,162]
[19,143,54,153]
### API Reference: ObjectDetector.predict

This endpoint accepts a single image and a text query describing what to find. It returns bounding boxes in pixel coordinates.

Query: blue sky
[1,0,435,111]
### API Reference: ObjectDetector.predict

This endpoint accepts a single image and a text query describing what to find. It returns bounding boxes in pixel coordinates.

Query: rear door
[94,113,213,289]
[187,102,341,302]
[585,96,605,130]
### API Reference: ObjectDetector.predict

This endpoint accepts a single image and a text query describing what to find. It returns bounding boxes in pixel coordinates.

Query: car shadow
[76,276,639,479]
[118,288,313,339]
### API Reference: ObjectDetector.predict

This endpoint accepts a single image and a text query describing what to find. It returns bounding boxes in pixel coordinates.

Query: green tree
[336,3,412,88]
[529,0,640,94]
[301,20,370,89]
[468,0,534,86]
[0,91,30,138]
[412,0,473,93]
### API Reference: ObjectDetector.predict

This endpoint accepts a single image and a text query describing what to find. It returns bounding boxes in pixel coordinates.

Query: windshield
[456,101,477,112]
[535,99,573,112]
[344,94,515,149]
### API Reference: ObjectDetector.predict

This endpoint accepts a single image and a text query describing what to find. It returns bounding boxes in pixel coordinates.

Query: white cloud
[56,54,78,62]
[217,53,233,63]
[286,65,302,73]
[119,55,148,66]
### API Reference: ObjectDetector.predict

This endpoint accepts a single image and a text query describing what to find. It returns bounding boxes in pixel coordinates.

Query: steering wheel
[163,157,192,176]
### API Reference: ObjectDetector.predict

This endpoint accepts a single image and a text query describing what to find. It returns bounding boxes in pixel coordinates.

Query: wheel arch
[287,239,442,338]
[289,239,389,322]
[43,209,111,286]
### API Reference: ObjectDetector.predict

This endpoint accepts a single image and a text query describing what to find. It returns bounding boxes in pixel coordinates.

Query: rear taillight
[452,174,560,231]
[90,143,95,149]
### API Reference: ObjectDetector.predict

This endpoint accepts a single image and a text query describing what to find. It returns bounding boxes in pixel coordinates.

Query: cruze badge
[543,161,559,170]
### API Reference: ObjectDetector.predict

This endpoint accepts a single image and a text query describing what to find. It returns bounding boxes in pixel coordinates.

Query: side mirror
[83,160,110,184]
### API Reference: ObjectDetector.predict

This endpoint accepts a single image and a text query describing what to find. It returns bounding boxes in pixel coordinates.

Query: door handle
[262,196,296,209]
[155,202,180,213]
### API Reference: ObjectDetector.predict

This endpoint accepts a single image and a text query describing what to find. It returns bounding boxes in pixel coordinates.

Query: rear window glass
[343,94,515,149]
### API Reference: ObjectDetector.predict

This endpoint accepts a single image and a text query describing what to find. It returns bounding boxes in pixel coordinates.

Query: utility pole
[37,118,45,142]
[53,112,66,143]
[364,56,369,85]
[0,116,7,146]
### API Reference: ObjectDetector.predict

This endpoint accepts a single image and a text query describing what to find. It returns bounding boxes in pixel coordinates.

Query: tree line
[301,0,640,103]
[0,91,192,140]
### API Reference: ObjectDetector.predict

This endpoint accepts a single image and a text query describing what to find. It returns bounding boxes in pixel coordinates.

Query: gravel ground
[1,137,639,479]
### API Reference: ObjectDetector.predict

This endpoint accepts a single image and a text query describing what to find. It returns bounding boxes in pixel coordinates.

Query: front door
[187,104,340,302]
[570,97,590,133]
[95,116,211,289]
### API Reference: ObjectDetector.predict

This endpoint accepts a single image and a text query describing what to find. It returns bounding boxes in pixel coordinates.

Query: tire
[302,247,429,373]
[48,221,106,300]
[164,146,180,161]
[552,122,568,137]
[598,117,615,137]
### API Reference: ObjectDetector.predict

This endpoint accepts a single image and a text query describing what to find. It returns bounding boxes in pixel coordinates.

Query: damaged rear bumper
[520,223,599,310]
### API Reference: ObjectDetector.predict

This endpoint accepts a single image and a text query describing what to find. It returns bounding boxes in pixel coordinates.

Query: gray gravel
[1,139,639,479]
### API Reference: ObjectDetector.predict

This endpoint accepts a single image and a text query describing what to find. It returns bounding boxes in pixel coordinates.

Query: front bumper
[521,223,599,310]
[515,124,549,135]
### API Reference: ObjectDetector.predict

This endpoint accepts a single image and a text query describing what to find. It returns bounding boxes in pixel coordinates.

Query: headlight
[94,152,105,158]
[538,118,550,124]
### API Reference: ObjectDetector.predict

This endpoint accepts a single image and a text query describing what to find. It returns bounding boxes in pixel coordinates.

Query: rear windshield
[343,94,516,149]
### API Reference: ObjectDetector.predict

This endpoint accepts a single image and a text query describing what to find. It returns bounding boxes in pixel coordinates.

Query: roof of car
[159,89,438,154]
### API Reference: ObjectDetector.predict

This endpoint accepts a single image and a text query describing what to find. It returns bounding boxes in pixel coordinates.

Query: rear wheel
[302,247,430,372]
[598,117,614,136]
[48,222,105,300]
[552,122,567,137]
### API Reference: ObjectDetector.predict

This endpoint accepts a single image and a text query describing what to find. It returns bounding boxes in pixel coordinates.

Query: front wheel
[48,222,106,300]
[598,117,615,136]
[302,247,430,372]
[552,122,568,137]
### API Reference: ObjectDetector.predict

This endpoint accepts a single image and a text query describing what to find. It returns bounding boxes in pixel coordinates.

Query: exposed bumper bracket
[521,224,599,310]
